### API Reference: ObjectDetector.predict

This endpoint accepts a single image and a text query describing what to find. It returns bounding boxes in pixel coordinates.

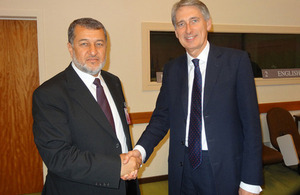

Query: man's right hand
[120,150,142,180]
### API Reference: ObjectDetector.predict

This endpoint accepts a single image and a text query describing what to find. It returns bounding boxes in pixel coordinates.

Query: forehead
[73,25,105,41]
[175,5,204,21]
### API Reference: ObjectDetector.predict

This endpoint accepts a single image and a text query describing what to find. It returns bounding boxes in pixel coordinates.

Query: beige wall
[1,0,300,179]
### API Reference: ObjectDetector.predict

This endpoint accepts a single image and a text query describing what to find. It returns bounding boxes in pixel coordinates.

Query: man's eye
[191,19,199,24]
[96,43,103,47]
[80,42,88,46]
[177,22,185,28]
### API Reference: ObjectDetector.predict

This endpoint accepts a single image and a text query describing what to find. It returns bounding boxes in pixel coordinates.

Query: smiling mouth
[185,35,197,41]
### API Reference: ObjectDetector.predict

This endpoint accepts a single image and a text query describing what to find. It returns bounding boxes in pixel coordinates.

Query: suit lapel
[65,65,117,139]
[178,55,189,119]
[203,44,222,111]
[102,71,133,149]
[101,72,125,125]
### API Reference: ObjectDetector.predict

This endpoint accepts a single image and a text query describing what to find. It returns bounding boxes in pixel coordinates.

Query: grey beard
[72,55,105,76]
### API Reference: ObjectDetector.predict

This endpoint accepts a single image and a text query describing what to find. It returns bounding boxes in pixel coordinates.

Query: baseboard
[138,175,168,184]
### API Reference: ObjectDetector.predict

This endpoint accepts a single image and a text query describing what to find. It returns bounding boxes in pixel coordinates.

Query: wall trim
[129,101,300,125]
[138,175,168,184]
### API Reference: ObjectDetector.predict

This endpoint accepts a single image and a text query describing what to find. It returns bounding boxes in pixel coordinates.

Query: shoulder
[101,70,119,80]
[36,70,67,91]
[101,70,121,84]
[33,65,74,96]
[164,54,187,71]
[209,44,248,58]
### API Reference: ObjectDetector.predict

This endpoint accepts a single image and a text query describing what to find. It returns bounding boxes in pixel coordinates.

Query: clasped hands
[120,150,142,180]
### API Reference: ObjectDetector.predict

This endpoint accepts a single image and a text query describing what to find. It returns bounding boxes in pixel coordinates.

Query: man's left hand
[239,188,259,195]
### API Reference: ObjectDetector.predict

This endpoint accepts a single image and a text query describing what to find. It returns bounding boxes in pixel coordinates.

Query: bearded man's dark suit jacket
[137,44,263,195]
[32,64,140,195]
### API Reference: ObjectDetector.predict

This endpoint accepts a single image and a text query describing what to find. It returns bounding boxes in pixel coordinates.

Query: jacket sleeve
[136,63,171,162]
[236,51,263,185]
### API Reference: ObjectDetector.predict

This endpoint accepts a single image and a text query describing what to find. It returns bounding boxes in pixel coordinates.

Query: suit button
[181,141,184,145]
[116,143,120,148]
[180,162,183,166]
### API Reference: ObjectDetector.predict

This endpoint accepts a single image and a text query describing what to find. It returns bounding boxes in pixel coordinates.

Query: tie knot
[93,78,101,87]
[192,59,199,67]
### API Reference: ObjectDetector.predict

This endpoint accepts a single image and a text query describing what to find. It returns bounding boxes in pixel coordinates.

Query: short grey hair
[171,0,211,28]
[68,17,107,45]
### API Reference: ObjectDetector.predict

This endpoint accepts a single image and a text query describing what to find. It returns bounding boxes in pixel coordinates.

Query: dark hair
[68,17,107,45]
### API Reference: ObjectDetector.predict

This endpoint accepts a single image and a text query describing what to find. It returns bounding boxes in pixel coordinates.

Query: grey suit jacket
[33,64,139,195]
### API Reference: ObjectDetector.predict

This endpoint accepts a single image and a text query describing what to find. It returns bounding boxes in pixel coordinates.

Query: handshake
[120,150,142,180]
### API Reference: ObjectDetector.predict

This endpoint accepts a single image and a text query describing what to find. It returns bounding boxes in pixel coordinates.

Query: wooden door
[0,20,43,194]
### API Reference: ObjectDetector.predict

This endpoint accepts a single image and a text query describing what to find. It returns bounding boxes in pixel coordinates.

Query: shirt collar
[187,41,210,65]
[71,62,101,86]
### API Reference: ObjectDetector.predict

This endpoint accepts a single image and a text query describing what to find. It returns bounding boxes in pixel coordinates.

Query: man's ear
[175,29,179,39]
[206,18,212,31]
[67,42,73,57]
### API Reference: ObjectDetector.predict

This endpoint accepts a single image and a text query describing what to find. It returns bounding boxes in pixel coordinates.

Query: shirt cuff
[133,145,146,163]
[240,181,262,194]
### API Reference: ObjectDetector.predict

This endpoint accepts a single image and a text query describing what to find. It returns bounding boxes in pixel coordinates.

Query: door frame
[0,9,47,183]
[0,9,46,84]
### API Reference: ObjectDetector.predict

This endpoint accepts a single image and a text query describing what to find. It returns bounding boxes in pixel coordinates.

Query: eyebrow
[78,39,105,42]
[190,16,200,21]
[177,16,200,24]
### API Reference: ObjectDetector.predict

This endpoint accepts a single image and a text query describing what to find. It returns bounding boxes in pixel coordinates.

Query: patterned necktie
[93,78,115,132]
[188,58,202,169]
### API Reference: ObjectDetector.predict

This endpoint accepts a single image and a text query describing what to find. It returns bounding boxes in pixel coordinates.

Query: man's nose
[185,23,192,34]
[89,44,97,55]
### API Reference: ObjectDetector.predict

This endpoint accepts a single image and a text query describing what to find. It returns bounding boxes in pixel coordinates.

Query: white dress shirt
[185,42,209,150]
[72,63,128,153]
